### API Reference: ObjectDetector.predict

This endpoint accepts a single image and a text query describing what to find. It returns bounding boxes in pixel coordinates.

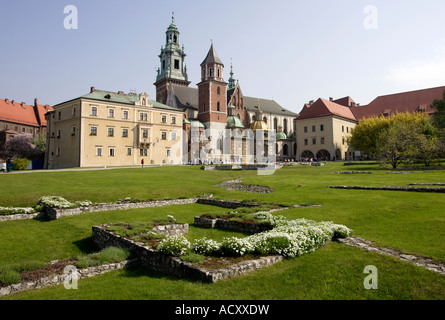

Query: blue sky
[1,0,444,114]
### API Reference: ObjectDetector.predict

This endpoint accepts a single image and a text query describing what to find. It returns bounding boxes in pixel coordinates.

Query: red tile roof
[0,98,53,127]
[351,86,445,120]
[297,98,357,122]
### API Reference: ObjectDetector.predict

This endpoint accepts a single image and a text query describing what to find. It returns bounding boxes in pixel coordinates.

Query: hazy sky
[1,0,444,114]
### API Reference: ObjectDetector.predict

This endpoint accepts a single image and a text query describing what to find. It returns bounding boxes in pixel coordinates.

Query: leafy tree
[431,90,445,129]
[376,121,419,169]
[348,116,389,158]
[0,133,39,160]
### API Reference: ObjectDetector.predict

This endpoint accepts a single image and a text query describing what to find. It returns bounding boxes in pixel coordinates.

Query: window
[304,126,308,133]
[91,107,97,116]
[171,116,176,124]
[217,102,220,112]
[57,130,61,139]
[342,137,345,145]
[161,132,167,140]
[174,59,179,70]
[171,131,176,141]
[217,68,220,78]
[346,127,349,133]
[217,87,221,95]
[142,129,149,139]
[167,149,171,157]
[209,68,213,77]
[90,127,97,136]
[304,139,308,146]
[342,126,345,132]
[108,109,115,118]
[321,137,325,144]
[56,148,60,156]
[140,113,148,121]
[96,147,102,157]
[73,107,76,116]
[58,112,61,120]
[312,125,316,132]
[123,111,129,119]
[162,60,166,70]
[127,148,132,156]
[108,128,114,137]
[71,127,76,136]
[162,115,167,123]
[312,138,316,145]
[22,128,25,133]
[109,148,115,157]
[320,124,324,131]
[140,149,148,156]
[122,129,128,137]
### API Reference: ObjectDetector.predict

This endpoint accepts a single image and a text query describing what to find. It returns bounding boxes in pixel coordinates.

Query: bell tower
[154,13,190,104]
[197,42,228,131]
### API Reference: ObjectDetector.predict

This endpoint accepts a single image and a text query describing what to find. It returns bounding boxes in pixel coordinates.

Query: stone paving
[337,236,445,275]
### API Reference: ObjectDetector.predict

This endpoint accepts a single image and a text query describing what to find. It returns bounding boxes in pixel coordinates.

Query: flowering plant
[156,235,191,256]
[0,207,35,216]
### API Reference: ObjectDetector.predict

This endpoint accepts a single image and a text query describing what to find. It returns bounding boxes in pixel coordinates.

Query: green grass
[0,162,444,299]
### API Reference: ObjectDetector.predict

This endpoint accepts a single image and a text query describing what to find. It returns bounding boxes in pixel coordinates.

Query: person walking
[0,161,6,173]
[141,159,144,168]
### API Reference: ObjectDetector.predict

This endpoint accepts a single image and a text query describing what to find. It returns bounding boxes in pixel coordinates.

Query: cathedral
[153,16,298,164]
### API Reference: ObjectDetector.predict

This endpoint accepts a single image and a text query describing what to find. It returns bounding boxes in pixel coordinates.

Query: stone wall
[44,198,198,220]
[0,211,45,223]
[194,216,272,234]
[91,225,282,283]
[196,198,259,209]
[328,186,445,193]
[0,259,134,297]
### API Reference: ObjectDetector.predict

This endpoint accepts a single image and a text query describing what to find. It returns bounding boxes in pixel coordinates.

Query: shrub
[38,196,76,209]
[0,268,21,286]
[76,247,131,268]
[192,237,221,255]
[12,158,30,170]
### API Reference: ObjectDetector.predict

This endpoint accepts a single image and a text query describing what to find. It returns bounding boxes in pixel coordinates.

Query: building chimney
[309,100,314,105]
[90,86,96,93]
[118,91,124,95]
[34,98,38,107]
[329,97,333,102]
[5,98,9,104]
[351,102,356,107]
[11,100,15,104]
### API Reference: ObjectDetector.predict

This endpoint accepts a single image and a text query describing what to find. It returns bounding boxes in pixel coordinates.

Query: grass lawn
[0,162,444,300]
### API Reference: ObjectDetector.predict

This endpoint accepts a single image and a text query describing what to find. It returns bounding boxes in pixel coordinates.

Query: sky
[1,0,445,114]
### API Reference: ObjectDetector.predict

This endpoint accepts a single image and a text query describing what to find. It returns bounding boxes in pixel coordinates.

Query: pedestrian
[141,159,144,168]
[0,161,6,173]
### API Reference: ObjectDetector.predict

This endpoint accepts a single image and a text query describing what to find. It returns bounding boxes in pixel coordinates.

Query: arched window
[217,87,220,95]
[283,119,288,134]
[217,68,220,78]
[283,144,289,156]
[263,117,267,124]
[217,102,220,112]
[209,68,213,77]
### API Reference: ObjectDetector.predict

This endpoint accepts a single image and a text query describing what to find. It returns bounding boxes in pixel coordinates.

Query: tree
[376,121,419,169]
[431,90,445,129]
[0,133,39,160]
[348,115,389,158]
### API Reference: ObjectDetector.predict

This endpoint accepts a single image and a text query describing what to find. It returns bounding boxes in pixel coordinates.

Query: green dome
[183,118,191,124]
[276,131,287,140]
[227,116,244,129]
[191,120,205,129]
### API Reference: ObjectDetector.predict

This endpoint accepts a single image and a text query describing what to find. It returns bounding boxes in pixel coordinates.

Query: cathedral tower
[154,14,190,104]
[197,42,228,131]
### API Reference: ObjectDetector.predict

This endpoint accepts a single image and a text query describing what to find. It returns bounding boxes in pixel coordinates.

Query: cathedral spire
[228,59,236,90]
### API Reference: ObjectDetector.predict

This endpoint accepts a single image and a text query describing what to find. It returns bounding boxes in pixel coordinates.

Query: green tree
[431,90,445,129]
[348,116,389,158]
[376,121,419,169]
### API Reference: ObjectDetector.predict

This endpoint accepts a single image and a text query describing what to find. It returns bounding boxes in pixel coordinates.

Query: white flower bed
[38,196,92,209]
[157,213,352,258]
[0,207,35,216]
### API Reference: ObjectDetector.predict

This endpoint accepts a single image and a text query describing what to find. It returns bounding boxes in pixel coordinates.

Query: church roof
[0,98,53,127]
[201,43,224,66]
[227,115,244,128]
[243,96,298,117]
[168,84,199,110]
